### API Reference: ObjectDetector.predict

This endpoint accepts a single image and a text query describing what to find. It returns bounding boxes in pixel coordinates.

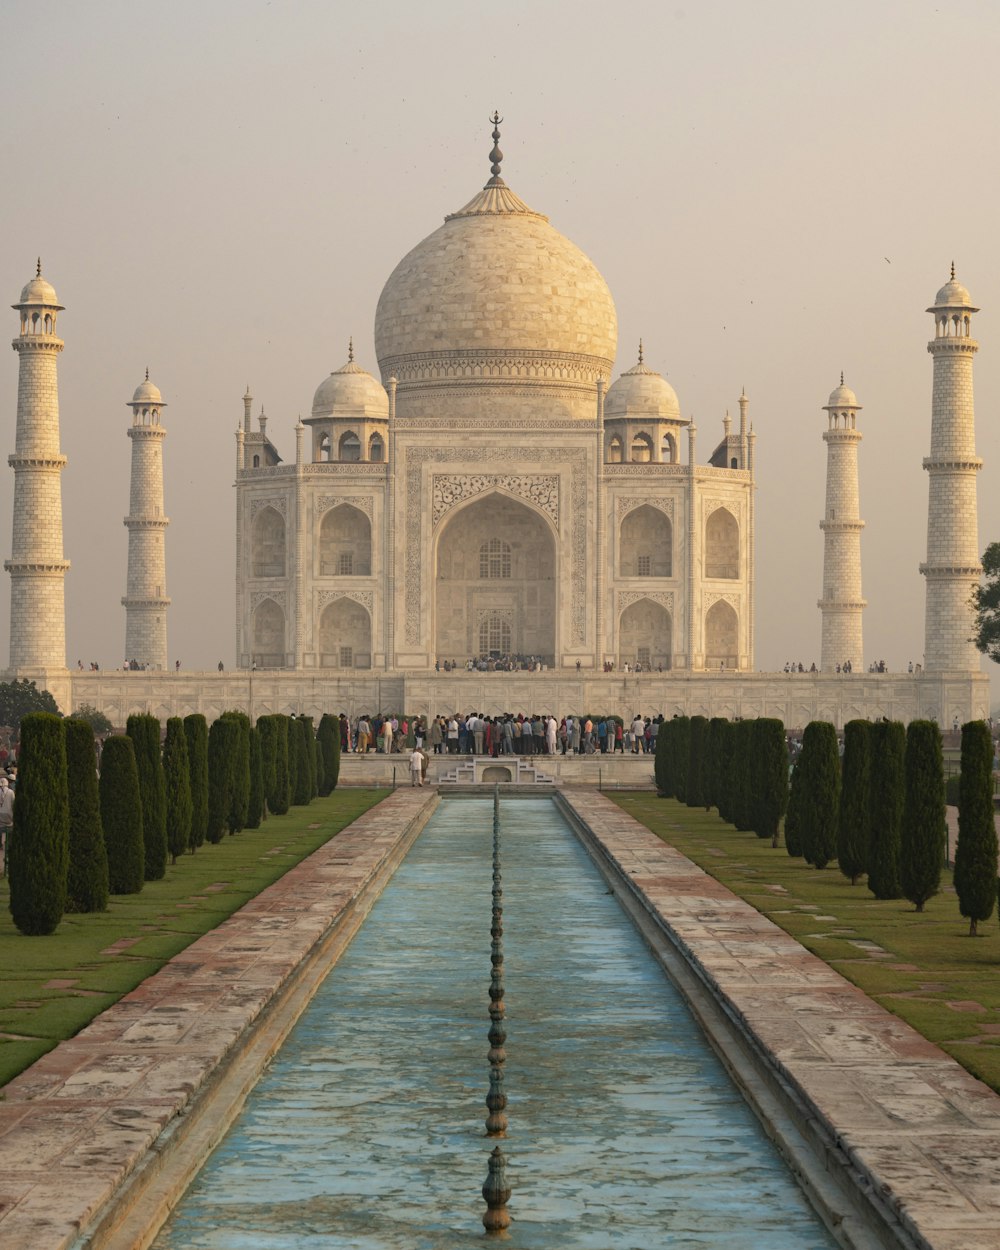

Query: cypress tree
[183,714,209,850]
[705,717,727,812]
[654,717,673,797]
[303,717,318,798]
[837,719,872,884]
[221,711,250,833]
[292,717,313,806]
[313,734,325,798]
[317,713,339,797]
[901,719,945,912]
[867,720,905,899]
[264,715,290,815]
[953,720,997,936]
[164,718,193,864]
[247,725,264,828]
[126,714,167,880]
[784,760,803,857]
[286,714,299,808]
[98,735,144,894]
[716,719,736,824]
[256,714,277,816]
[731,720,755,832]
[797,720,840,869]
[686,716,708,808]
[64,717,108,912]
[752,718,788,845]
[206,717,238,844]
[8,713,70,935]
[672,716,690,804]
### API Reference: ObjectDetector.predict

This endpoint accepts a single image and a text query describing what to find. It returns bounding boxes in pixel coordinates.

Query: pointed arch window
[479,537,511,579]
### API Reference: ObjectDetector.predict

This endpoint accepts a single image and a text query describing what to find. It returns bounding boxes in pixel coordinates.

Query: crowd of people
[338,711,662,757]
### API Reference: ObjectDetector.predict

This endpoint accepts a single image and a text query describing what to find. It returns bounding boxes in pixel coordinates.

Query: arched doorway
[319,598,372,669]
[618,599,671,670]
[252,598,285,667]
[435,493,556,663]
[705,600,738,668]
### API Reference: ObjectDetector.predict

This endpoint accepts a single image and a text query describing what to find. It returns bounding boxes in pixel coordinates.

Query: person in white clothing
[409,748,424,786]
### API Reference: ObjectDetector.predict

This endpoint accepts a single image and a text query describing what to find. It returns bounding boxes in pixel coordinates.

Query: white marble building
[235,122,755,677]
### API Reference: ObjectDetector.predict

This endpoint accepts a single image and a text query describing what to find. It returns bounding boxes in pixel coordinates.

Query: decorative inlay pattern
[618,590,674,613]
[704,498,741,520]
[250,496,287,520]
[432,474,559,527]
[616,496,674,523]
[316,494,374,520]
[380,348,612,386]
[703,591,740,609]
[317,589,374,614]
[404,447,587,646]
[250,590,286,611]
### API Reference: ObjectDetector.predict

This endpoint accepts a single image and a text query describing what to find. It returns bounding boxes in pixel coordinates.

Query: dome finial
[638,339,644,365]
[145,366,150,382]
[487,111,505,186]
[36,257,41,278]
[348,336,354,363]
[951,260,956,281]
[840,370,844,386]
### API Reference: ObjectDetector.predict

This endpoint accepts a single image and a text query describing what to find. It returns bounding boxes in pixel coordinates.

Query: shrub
[945,773,962,806]
[317,713,339,796]
[837,720,871,884]
[183,714,209,850]
[99,735,145,893]
[260,715,290,815]
[716,719,737,824]
[953,720,997,936]
[797,721,840,869]
[731,720,755,832]
[751,718,788,845]
[672,716,690,804]
[784,760,803,857]
[206,717,238,843]
[220,711,251,834]
[686,716,708,808]
[64,717,108,912]
[164,718,193,864]
[7,713,69,935]
[247,725,264,829]
[127,714,167,881]
[867,720,905,899]
[292,717,313,806]
[705,717,727,812]
[654,718,673,797]
[901,720,945,912]
[286,715,299,808]
[72,703,113,735]
[98,735,144,895]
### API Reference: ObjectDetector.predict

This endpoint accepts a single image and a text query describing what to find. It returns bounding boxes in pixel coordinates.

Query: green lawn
[0,789,387,1088]
[613,793,1000,1094]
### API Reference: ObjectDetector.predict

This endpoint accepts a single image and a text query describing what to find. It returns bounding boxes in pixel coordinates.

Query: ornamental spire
[487,111,505,187]
[951,260,956,281]
[36,258,41,278]
[638,339,644,365]
[348,336,354,363]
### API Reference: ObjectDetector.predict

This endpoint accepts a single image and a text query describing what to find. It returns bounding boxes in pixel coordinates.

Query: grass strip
[613,793,1000,1094]
[0,788,387,1088]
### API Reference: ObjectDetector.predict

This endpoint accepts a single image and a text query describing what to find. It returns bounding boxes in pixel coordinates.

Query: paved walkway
[559,790,1000,1250]
[0,788,437,1250]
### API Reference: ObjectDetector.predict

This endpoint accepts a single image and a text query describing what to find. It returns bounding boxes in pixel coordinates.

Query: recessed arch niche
[252,507,285,577]
[252,598,285,667]
[319,597,371,668]
[705,599,738,667]
[320,505,371,577]
[705,506,739,579]
[619,505,672,577]
[618,598,671,670]
[435,492,556,662]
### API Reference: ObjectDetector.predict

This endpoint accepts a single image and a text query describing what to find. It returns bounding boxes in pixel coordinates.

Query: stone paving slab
[560,790,1000,1250]
[0,788,435,1250]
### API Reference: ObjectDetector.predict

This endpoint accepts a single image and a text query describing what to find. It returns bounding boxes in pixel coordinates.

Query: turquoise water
[153,798,838,1249]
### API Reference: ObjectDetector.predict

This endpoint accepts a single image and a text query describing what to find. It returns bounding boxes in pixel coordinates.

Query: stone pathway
[560,791,1000,1250]
[0,789,436,1250]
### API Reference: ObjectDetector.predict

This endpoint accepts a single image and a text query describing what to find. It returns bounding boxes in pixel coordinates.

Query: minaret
[123,371,170,669]
[922,267,983,672]
[818,376,865,672]
[5,262,70,671]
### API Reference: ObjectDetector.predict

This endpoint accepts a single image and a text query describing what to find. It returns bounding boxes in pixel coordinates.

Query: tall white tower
[5,262,70,671]
[922,268,982,673]
[123,371,170,669]
[818,377,865,671]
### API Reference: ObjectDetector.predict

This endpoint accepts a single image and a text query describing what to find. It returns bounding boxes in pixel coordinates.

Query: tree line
[6,711,342,936]
[654,715,998,935]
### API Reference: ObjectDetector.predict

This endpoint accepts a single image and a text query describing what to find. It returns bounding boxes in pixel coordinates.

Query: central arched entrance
[435,493,556,664]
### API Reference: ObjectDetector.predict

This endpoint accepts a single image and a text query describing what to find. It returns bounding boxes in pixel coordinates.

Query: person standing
[0,776,13,875]
[409,746,424,787]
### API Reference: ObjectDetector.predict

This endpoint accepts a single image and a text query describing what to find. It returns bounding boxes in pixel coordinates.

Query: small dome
[311,354,389,421]
[605,353,682,422]
[131,374,164,407]
[826,381,858,409]
[933,276,974,308]
[14,263,62,311]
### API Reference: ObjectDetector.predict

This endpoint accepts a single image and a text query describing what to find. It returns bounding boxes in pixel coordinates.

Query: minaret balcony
[921,456,983,472]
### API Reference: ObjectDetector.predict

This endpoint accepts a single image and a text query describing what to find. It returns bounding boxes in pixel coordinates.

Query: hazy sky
[3,0,1000,692]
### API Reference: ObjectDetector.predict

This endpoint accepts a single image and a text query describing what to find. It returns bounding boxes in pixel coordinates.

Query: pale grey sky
[3,0,1000,691]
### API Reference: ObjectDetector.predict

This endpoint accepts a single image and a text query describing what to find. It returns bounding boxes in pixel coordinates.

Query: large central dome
[374,133,617,420]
